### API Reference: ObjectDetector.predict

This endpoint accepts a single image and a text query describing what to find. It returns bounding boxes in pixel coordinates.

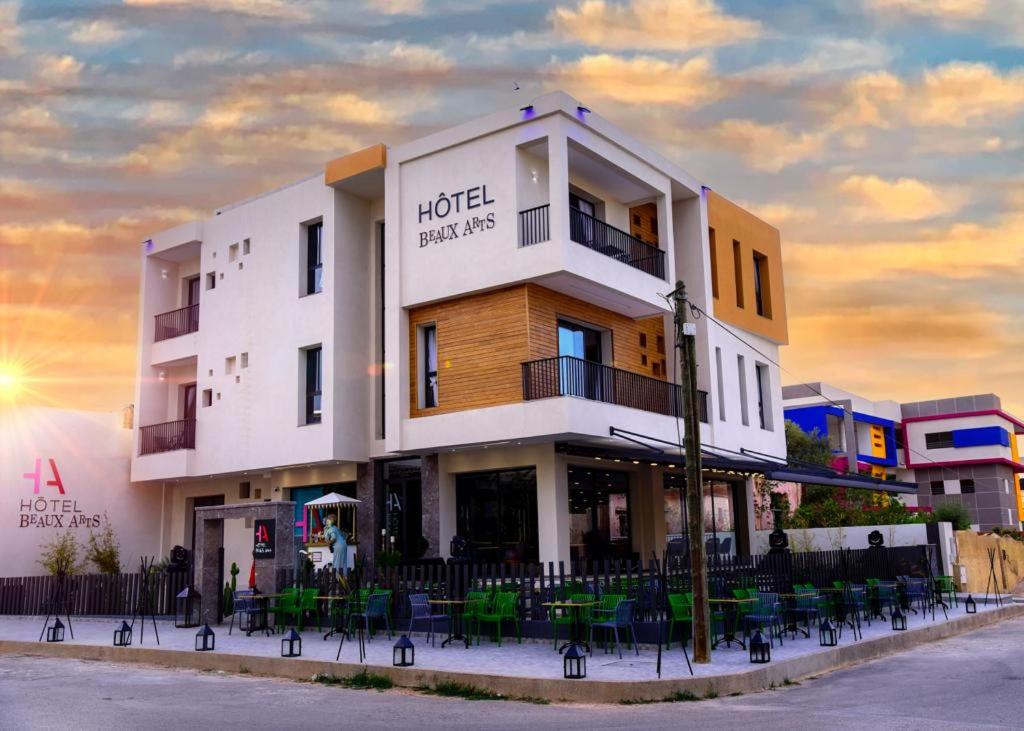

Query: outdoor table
[542,600,598,654]
[247,593,283,637]
[819,587,862,640]
[429,599,470,648]
[708,597,755,650]
[317,595,349,641]
[778,592,816,638]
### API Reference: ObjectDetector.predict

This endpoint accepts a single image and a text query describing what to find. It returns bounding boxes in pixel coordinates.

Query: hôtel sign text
[417,184,496,247]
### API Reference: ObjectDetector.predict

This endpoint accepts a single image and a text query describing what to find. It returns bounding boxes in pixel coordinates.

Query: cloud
[36,54,83,84]
[172,48,271,68]
[122,0,309,20]
[365,41,452,72]
[366,0,424,14]
[708,120,826,172]
[741,202,816,228]
[866,0,988,21]
[551,0,760,50]
[68,20,126,45]
[839,174,967,221]
[551,54,725,107]
[0,2,18,56]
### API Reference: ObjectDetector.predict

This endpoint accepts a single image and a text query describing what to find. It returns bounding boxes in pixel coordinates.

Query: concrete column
[547,123,570,246]
[356,460,384,563]
[421,453,440,558]
[437,457,456,560]
[629,467,660,561]
[741,476,757,556]
[536,447,569,565]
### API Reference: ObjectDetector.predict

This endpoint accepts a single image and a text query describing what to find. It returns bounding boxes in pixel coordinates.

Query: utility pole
[672,281,711,663]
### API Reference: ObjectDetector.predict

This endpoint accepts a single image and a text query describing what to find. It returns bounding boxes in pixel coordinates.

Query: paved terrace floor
[0,598,1001,681]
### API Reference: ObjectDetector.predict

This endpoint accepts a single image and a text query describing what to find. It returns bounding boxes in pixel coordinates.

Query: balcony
[139,418,196,455]
[154,304,199,342]
[522,355,708,423]
[517,206,666,280]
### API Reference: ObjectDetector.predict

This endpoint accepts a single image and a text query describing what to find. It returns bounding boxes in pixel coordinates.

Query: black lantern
[965,594,977,614]
[891,606,907,631]
[46,618,65,643]
[563,643,586,679]
[175,586,202,629]
[393,634,415,667]
[113,621,133,647]
[282,628,302,658]
[749,629,770,664]
[195,623,215,651]
[818,617,838,647]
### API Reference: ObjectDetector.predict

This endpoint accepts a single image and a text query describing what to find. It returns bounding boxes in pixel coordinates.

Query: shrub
[86,513,121,574]
[38,532,83,576]
[932,503,972,530]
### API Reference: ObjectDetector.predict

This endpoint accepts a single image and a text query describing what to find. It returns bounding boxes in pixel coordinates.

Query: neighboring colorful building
[783,384,1024,530]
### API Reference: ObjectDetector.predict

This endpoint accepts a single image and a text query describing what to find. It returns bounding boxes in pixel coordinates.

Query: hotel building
[131,91,793,573]
[783,384,1024,530]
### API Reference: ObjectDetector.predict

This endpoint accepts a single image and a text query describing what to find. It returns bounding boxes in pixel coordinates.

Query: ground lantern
[113,621,133,647]
[563,643,587,679]
[195,623,215,651]
[175,586,202,629]
[818,618,838,647]
[46,618,65,643]
[749,629,770,664]
[282,628,302,658]
[393,634,414,667]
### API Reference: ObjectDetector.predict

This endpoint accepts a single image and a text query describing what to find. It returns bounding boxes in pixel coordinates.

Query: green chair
[271,587,300,631]
[667,593,693,649]
[462,590,490,642]
[550,593,593,650]
[297,588,320,631]
[475,591,521,646]
[934,575,958,607]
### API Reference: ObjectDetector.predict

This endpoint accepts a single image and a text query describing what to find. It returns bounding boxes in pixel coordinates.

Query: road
[2,616,1023,730]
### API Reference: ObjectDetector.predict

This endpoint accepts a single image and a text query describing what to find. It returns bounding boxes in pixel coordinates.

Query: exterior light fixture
[891,606,907,631]
[46,618,65,643]
[965,595,976,614]
[175,586,202,629]
[281,628,302,658]
[113,621,133,647]
[195,624,215,652]
[563,643,586,679]
[393,634,415,667]
[520,105,535,119]
[749,629,770,663]
[818,618,837,647]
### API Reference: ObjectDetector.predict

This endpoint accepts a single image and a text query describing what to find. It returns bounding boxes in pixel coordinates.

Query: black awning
[764,467,918,494]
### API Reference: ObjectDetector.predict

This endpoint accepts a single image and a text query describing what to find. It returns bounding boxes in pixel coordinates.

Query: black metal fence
[154,303,199,342]
[139,418,196,455]
[518,204,550,247]
[522,355,710,423]
[569,207,665,280]
[0,570,189,616]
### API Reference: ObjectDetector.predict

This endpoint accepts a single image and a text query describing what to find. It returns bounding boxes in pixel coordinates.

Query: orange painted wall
[706,191,788,344]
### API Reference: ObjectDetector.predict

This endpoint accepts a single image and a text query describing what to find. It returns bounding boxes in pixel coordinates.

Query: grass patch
[729,691,743,697]
[782,678,799,687]
[621,690,700,705]
[311,671,393,691]
[703,688,719,699]
[237,666,251,675]
[416,681,548,704]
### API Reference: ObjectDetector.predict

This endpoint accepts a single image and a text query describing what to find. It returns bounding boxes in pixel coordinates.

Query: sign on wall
[416,184,496,248]
[18,457,100,529]
[253,518,276,559]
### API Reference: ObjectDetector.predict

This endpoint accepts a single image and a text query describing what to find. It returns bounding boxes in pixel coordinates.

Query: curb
[2,604,1021,704]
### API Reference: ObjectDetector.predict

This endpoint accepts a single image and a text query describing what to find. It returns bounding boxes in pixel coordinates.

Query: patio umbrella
[248,560,256,589]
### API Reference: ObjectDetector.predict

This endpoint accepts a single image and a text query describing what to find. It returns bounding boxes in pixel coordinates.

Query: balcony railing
[522,355,708,423]
[154,304,199,342]
[139,418,196,455]
[518,204,550,247]
[569,207,665,280]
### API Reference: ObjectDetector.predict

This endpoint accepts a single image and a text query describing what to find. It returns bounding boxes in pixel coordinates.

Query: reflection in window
[663,475,737,556]
[455,468,538,563]
[568,467,631,562]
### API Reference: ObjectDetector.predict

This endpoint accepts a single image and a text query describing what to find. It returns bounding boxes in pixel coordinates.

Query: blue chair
[407,593,448,646]
[742,592,785,647]
[900,577,928,615]
[588,598,639,659]
[228,590,261,635]
[348,592,392,640]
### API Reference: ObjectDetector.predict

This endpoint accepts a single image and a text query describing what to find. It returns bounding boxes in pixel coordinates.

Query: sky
[1,0,1023,415]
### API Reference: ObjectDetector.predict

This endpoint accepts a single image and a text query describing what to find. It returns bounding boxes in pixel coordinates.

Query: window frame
[304,221,323,296]
[925,431,954,449]
[303,345,322,424]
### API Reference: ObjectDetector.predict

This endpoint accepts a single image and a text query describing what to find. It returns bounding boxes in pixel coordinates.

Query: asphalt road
[2,616,1023,730]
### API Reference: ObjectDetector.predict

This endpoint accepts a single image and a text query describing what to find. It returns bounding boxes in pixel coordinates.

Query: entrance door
[569,466,631,562]
[182,383,197,420]
[189,494,225,557]
[569,192,596,246]
[384,461,423,561]
[558,319,605,400]
[187,276,200,307]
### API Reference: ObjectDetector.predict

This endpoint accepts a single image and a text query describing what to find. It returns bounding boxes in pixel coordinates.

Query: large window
[663,474,737,556]
[568,467,631,562]
[752,250,771,318]
[733,239,744,308]
[304,345,322,424]
[420,324,438,408]
[708,227,719,299]
[925,431,954,449]
[737,355,749,426]
[306,221,323,295]
[755,362,772,431]
[456,468,538,563]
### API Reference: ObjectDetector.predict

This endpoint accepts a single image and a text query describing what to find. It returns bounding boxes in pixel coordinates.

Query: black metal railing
[139,418,196,455]
[522,355,708,422]
[569,207,665,280]
[518,204,550,246]
[154,303,199,342]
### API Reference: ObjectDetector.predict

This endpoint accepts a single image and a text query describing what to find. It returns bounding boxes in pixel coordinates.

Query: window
[737,355,749,426]
[205,272,216,290]
[305,221,323,295]
[242,238,251,255]
[304,346,322,424]
[925,431,954,449]
[733,239,744,308]
[569,467,631,562]
[420,324,438,409]
[639,333,647,348]
[456,468,538,564]
[225,356,236,375]
[715,347,726,422]
[930,480,945,495]
[375,221,386,439]
[826,413,845,452]
[228,243,239,262]
[201,388,212,407]
[652,361,661,377]
[755,362,772,430]
[656,335,665,355]
[186,276,201,307]
[752,251,771,318]
[239,481,251,499]
[708,227,719,299]
[240,352,248,368]
[960,479,975,494]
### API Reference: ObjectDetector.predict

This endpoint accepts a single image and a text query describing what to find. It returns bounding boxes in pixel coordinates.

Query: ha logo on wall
[19,458,101,529]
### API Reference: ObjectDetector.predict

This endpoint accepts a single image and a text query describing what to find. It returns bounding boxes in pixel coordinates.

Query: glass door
[558,319,604,400]
[182,383,197,420]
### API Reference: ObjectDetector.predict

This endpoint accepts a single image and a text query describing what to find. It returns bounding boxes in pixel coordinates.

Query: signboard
[253,518,276,559]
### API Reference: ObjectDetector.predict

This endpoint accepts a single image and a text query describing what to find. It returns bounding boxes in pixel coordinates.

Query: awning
[763,467,918,495]
[304,492,361,507]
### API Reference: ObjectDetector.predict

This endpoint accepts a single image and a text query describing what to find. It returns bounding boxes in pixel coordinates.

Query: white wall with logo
[0,406,162,577]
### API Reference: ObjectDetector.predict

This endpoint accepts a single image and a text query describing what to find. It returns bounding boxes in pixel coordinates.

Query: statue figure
[323,514,348,580]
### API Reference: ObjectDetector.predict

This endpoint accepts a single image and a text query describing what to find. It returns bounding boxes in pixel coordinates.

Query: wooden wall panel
[628,202,659,246]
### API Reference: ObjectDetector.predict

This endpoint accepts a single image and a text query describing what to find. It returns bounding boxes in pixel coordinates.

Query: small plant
[933,503,972,530]
[782,678,799,686]
[429,681,502,701]
[703,687,719,699]
[38,531,82,576]
[85,513,121,574]
[238,666,251,675]
[312,671,393,691]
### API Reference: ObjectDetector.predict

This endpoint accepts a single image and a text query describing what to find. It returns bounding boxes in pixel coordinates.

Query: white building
[131,92,793,573]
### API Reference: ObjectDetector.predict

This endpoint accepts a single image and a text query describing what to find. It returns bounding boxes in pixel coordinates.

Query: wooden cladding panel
[629,202,659,246]
[408,286,530,418]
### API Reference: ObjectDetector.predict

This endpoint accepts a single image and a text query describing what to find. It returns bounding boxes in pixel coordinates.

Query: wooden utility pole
[673,281,711,663]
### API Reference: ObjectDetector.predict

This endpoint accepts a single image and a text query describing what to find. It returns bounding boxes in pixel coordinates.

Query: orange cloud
[839,174,967,221]
[551,0,760,49]
[0,2,19,56]
[867,0,988,20]
[709,120,826,172]
[551,54,725,107]
[123,0,308,20]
